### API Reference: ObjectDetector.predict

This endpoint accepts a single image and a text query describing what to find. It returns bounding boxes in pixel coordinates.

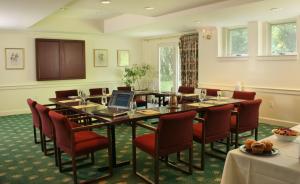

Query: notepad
[209,97,230,100]
[181,93,198,97]
[137,109,160,115]
[59,99,81,103]
[72,104,99,109]
[188,103,212,107]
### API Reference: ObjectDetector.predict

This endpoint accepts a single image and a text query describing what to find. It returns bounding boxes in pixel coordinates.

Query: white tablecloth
[221,125,300,184]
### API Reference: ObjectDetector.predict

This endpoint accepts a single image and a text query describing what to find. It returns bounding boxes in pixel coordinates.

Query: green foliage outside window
[271,22,296,55]
[228,28,248,56]
[159,47,176,91]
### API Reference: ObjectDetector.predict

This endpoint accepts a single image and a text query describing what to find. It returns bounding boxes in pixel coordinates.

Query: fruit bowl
[272,128,299,142]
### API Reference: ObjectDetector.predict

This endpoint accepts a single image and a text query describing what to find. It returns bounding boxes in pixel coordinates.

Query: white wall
[198,21,300,127]
[143,23,300,127]
[0,30,143,115]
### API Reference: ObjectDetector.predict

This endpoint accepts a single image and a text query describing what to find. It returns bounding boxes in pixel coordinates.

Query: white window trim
[257,18,299,59]
[217,26,249,59]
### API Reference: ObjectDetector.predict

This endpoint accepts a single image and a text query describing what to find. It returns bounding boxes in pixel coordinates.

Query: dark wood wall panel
[35,39,85,81]
[61,41,85,79]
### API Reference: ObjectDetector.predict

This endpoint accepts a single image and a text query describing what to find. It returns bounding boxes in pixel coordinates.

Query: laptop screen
[108,90,134,109]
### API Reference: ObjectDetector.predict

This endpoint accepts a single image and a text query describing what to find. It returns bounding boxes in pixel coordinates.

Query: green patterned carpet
[0,114,278,184]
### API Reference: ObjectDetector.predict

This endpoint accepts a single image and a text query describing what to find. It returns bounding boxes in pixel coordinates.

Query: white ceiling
[1,0,300,38]
[59,0,226,19]
[0,0,72,29]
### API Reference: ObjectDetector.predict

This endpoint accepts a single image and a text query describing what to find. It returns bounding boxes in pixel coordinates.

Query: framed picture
[117,50,129,67]
[94,49,108,67]
[5,48,25,69]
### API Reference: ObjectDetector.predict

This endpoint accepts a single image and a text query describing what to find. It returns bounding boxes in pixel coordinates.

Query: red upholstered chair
[133,111,197,184]
[117,86,147,108]
[55,89,78,98]
[89,88,110,104]
[231,99,262,148]
[27,99,43,151]
[89,88,109,95]
[192,104,234,170]
[205,88,220,96]
[117,86,131,91]
[177,86,195,104]
[36,104,56,156]
[36,104,82,165]
[49,111,112,184]
[232,91,256,100]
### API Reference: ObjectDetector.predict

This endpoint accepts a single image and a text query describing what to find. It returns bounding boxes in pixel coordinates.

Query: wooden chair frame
[132,121,193,184]
[56,123,113,184]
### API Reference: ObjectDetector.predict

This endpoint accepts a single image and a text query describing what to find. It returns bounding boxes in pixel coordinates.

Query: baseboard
[0,109,30,116]
[259,117,299,127]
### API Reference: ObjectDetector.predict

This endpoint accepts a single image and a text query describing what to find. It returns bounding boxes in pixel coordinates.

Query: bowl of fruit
[272,128,299,142]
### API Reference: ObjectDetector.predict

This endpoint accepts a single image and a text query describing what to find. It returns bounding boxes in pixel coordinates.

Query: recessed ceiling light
[145,7,154,10]
[270,8,282,12]
[101,0,111,4]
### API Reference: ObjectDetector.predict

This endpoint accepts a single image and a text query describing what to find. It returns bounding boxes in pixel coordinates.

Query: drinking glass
[101,96,107,105]
[200,89,207,101]
[130,101,137,115]
[199,93,204,102]
[102,88,106,95]
[217,91,222,100]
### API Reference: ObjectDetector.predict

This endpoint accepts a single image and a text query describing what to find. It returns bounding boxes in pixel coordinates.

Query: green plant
[122,64,150,88]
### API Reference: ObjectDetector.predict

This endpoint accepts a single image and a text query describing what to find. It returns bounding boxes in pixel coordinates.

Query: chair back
[204,104,234,143]
[117,86,131,91]
[27,98,41,128]
[237,99,262,131]
[49,111,72,151]
[205,88,220,96]
[232,91,256,100]
[157,111,197,155]
[178,86,194,94]
[89,88,109,96]
[36,104,54,138]
[55,90,78,98]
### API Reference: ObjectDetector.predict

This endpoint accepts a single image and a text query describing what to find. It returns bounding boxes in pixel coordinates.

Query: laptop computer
[92,90,134,117]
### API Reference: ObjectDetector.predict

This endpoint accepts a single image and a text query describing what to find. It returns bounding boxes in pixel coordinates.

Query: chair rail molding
[198,82,300,95]
[0,81,122,91]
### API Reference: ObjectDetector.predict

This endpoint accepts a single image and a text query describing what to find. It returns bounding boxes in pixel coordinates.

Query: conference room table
[86,90,199,107]
[221,125,300,184]
[49,95,243,169]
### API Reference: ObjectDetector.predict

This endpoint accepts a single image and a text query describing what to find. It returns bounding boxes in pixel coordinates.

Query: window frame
[268,21,297,56]
[226,27,249,57]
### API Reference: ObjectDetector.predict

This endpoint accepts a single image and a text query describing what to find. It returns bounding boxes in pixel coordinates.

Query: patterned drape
[179,33,199,87]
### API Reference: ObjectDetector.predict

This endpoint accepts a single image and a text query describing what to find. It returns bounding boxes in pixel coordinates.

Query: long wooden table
[49,96,243,169]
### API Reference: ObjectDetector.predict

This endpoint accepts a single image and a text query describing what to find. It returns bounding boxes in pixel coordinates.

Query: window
[227,28,248,56]
[159,44,180,92]
[270,22,296,55]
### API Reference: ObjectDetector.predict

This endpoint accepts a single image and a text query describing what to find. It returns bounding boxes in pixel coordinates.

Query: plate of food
[239,139,279,156]
[272,128,299,142]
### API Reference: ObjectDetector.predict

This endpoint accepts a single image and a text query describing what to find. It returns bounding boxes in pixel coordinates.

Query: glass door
[159,43,180,92]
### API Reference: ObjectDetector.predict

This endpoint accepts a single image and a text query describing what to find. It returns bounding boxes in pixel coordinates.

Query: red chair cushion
[230,115,237,131]
[193,123,203,141]
[134,133,155,156]
[69,121,81,128]
[73,131,109,156]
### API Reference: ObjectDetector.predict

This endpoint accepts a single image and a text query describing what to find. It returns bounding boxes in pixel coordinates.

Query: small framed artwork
[94,49,108,67]
[117,50,129,67]
[5,48,25,70]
